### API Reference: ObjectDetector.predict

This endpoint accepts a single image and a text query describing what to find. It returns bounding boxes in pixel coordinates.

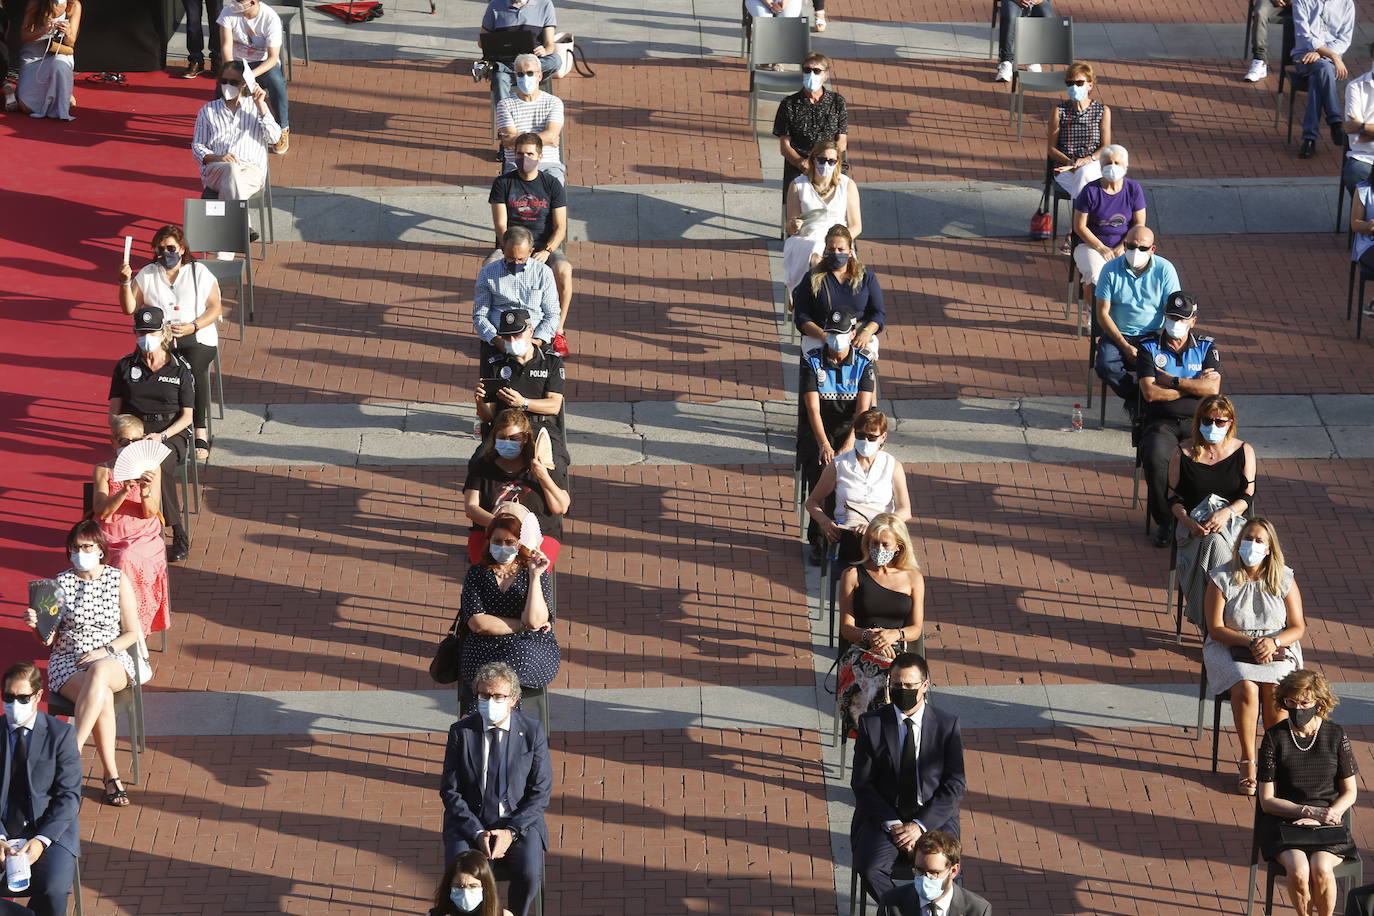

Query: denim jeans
[1296,57,1340,142]
[997,0,1055,62]
[255,61,289,129]
[1094,333,1146,405]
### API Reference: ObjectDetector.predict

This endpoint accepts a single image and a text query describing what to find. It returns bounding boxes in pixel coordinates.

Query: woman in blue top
[791,225,886,356]
[1071,144,1146,306]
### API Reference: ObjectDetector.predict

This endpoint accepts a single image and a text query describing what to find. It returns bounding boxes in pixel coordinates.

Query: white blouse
[833,450,896,527]
[133,261,219,347]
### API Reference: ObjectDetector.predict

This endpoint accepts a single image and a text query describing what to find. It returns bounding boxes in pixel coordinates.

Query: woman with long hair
[781,140,862,300]
[16,0,80,120]
[791,224,886,355]
[428,850,514,916]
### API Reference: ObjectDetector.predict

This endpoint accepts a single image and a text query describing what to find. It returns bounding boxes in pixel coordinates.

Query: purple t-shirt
[1073,178,1145,249]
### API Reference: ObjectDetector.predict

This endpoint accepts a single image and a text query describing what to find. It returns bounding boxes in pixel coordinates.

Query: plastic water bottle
[6,839,30,893]
[1071,404,1084,432]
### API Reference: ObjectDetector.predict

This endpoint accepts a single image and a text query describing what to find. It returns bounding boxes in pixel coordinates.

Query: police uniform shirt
[798,345,876,438]
[480,347,567,439]
[1135,333,1219,420]
[108,351,195,427]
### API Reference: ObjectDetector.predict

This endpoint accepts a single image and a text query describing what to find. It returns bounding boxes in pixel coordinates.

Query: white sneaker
[1027,63,1042,72]
[1244,59,1268,82]
[995,60,1013,82]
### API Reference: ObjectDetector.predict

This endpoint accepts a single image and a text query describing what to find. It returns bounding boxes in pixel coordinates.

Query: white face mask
[506,338,530,357]
[815,160,836,178]
[137,332,162,352]
[478,697,510,726]
[2,697,35,728]
[855,438,881,458]
[221,83,240,101]
[1101,163,1127,182]
[70,549,102,571]
[826,332,851,352]
[1125,247,1151,270]
[1163,318,1189,340]
[1238,538,1269,568]
[450,887,484,912]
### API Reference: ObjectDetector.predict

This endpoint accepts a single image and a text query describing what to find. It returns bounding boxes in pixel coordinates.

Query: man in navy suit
[0,662,80,916]
[440,661,551,916]
[880,830,992,916]
[851,652,965,904]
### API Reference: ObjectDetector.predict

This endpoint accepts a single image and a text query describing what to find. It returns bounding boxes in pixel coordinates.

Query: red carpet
[0,71,207,663]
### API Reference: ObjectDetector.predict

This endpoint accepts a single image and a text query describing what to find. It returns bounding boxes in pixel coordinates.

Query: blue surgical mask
[918,874,948,902]
[802,71,823,93]
[1238,538,1269,568]
[826,251,850,271]
[478,697,509,726]
[450,887,484,911]
[505,259,526,274]
[489,543,519,564]
[516,74,539,95]
[137,332,162,352]
[1067,83,1089,102]
[494,438,523,459]
[1200,422,1227,444]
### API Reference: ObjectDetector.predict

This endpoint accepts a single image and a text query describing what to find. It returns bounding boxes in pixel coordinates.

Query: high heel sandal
[103,776,130,806]
[1237,759,1257,796]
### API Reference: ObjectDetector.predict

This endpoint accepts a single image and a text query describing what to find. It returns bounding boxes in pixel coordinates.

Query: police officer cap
[822,308,858,333]
[497,309,530,335]
[133,306,166,333]
[1164,292,1198,319]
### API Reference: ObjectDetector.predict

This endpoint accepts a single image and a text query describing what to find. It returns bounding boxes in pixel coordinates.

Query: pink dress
[96,467,169,635]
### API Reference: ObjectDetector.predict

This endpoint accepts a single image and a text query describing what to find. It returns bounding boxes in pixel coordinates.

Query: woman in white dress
[782,140,862,300]
[16,0,80,121]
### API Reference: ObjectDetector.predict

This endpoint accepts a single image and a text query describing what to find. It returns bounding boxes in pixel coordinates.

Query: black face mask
[1288,705,1318,729]
[890,686,923,711]
[158,250,181,270]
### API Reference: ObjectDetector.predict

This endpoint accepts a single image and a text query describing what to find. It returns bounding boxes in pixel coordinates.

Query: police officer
[107,306,196,563]
[1136,292,1222,547]
[475,308,569,471]
[797,308,876,565]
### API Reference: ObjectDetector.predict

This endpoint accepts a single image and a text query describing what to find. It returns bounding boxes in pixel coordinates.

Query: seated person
[1341,44,1374,189]
[1092,224,1179,417]
[851,653,965,905]
[487,135,573,350]
[463,408,569,566]
[496,53,565,184]
[429,851,516,916]
[774,53,848,194]
[1135,292,1220,545]
[459,515,560,699]
[1347,168,1374,317]
[473,227,559,360]
[796,309,875,565]
[993,0,1052,82]
[1290,0,1352,159]
[880,830,992,916]
[93,415,170,637]
[15,0,79,121]
[191,59,281,237]
[476,308,568,471]
[480,0,559,101]
[804,408,910,564]
[1257,670,1357,916]
[1242,0,1292,82]
[1048,61,1110,202]
[1071,144,1145,307]
[792,225,884,355]
[440,661,552,916]
[217,0,289,153]
[782,142,862,295]
[0,661,81,916]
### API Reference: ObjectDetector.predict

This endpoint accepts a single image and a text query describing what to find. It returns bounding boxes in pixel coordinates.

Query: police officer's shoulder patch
[1155,353,1168,368]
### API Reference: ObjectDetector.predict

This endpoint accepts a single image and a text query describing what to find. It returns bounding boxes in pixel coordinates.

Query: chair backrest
[1012,17,1074,67]
[749,16,810,69]
[183,198,252,256]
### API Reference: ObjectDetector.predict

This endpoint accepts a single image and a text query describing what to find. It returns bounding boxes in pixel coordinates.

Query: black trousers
[13,841,75,916]
[182,0,224,68]
[1139,416,1190,527]
[172,337,216,432]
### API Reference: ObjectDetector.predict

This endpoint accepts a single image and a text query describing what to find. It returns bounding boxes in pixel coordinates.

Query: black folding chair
[1246,802,1362,915]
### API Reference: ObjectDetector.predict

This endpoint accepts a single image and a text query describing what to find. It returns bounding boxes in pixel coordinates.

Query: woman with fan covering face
[92,415,170,637]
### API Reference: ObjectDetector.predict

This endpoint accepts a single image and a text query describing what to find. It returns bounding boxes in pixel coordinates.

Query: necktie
[482,728,505,825]
[896,716,918,822]
[925,904,939,916]
[5,728,30,838]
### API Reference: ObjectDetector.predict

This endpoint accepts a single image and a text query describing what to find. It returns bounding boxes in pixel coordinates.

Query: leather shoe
[1299,138,1317,159]
[249,228,260,243]
[182,61,205,79]
[1331,121,1346,147]
[1151,526,1171,549]
[167,534,190,563]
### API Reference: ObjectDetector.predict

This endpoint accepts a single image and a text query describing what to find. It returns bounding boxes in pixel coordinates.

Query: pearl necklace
[1289,720,1320,752]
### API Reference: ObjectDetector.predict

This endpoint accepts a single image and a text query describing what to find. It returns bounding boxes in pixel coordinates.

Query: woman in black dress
[458,514,560,697]
[462,408,570,567]
[1257,669,1358,916]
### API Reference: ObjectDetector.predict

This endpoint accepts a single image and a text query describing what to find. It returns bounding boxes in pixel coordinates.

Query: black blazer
[440,711,551,857]
[851,702,965,835]
[880,884,992,916]
[0,712,80,856]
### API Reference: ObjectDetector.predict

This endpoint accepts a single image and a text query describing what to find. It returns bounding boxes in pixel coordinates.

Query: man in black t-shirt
[476,308,570,471]
[488,132,574,354]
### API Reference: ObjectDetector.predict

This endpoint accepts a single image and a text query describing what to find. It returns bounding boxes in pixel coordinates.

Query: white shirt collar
[917,885,953,913]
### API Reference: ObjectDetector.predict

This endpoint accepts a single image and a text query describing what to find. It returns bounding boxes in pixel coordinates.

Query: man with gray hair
[495,53,566,183]
[473,226,559,359]
[440,662,551,916]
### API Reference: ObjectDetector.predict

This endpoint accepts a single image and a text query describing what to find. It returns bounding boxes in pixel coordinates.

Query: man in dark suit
[440,661,551,916]
[851,652,966,904]
[880,830,991,916]
[0,662,80,916]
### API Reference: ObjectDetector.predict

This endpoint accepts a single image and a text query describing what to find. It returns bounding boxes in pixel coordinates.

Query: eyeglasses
[158,245,180,253]
[817,158,839,165]
[1123,243,1153,251]
[1200,417,1231,428]
[913,867,952,880]
[802,66,826,74]
[1,693,35,704]
[476,691,512,702]
[1065,78,1088,86]
[73,543,101,552]
[219,80,245,89]
[855,433,883,442]
[516,71,539,77]
[116,437,134,447]
[1281,697,1315,709]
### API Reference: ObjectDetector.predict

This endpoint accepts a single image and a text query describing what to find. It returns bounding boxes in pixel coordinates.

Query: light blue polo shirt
[1095,254,1181,337]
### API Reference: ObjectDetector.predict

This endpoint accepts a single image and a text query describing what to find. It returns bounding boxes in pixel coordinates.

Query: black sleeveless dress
[853,566,910,631]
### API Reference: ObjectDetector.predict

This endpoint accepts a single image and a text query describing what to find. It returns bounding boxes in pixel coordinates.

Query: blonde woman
[92,415,169,638]
[1166,395,1257,623]
[836,514,924,738]
[1203,519,1305,797]
[791,225,886,355]
[782,140,862,298]
[804,409,911,565]
[1258,670,1357,916]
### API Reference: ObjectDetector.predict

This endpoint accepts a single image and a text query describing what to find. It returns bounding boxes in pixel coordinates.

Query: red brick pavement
[222,241,782,404]
[76,728,833,916]
[271,60,757,190]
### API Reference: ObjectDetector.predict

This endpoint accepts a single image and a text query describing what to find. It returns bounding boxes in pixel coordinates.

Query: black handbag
[428,620,464,685]
[1277,822,1351,849]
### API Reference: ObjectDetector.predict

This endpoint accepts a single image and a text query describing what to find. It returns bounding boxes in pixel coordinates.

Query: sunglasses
[2,692,35,704]
[1200,417,1231,428]
[802,66,826,75]
[158,244,180,252]
[855,433,883,442]
[1065,79,1089,86]
[116,436,134,447]
[1123,243,1153,251]
[816,158,839,165]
